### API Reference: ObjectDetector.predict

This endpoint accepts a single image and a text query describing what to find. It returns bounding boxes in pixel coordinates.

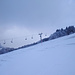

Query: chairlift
[31,36,33,39]
[25,38,27,40]
[11,40,13,43]
[3,40,6,44]
[11,39,13,43]
[45,34,47,36]
[3,42,6,44]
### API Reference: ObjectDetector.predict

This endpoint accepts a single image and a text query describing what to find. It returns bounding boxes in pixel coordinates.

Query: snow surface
[0,34,75,75]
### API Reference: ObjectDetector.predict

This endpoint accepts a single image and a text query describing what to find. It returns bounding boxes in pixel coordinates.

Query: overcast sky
[0,0,75,47]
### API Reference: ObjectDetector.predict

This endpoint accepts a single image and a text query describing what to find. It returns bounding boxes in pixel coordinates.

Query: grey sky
[0,0,75,30]
[0,0,75,47]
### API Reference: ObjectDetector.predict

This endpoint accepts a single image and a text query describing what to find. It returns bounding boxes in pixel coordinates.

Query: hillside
[0,33,75,75]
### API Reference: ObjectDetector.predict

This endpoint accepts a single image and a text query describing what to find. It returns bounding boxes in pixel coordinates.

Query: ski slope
[0,33,75,75]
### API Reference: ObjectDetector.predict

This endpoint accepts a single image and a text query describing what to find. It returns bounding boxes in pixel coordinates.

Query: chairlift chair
[11,39,13,43]
[45,34,47,36]
[31,36,33,39]
[25,38,27,40]
[11,40,13,43]
[3,40,6,44]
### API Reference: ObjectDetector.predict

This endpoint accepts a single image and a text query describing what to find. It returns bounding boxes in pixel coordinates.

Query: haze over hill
[0,0,75,42]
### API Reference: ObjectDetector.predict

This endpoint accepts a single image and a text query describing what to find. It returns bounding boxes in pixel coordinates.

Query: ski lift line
[0,33,38,41]
[0,34,33,41]
[0,33,50,42]
[0,38,14,42]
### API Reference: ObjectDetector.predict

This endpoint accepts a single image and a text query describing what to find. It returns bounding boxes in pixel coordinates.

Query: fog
[0,0,75,48]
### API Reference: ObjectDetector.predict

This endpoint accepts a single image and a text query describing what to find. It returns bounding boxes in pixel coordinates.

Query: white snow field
[0,33,75,75]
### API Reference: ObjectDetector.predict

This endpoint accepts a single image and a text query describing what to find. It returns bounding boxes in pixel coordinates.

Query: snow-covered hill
[0,33,75,75]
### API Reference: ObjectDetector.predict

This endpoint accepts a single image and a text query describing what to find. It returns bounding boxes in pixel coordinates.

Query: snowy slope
[0,33,75,75]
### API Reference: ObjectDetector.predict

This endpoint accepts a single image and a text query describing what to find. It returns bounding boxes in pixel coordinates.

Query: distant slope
[0,33,75,75]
